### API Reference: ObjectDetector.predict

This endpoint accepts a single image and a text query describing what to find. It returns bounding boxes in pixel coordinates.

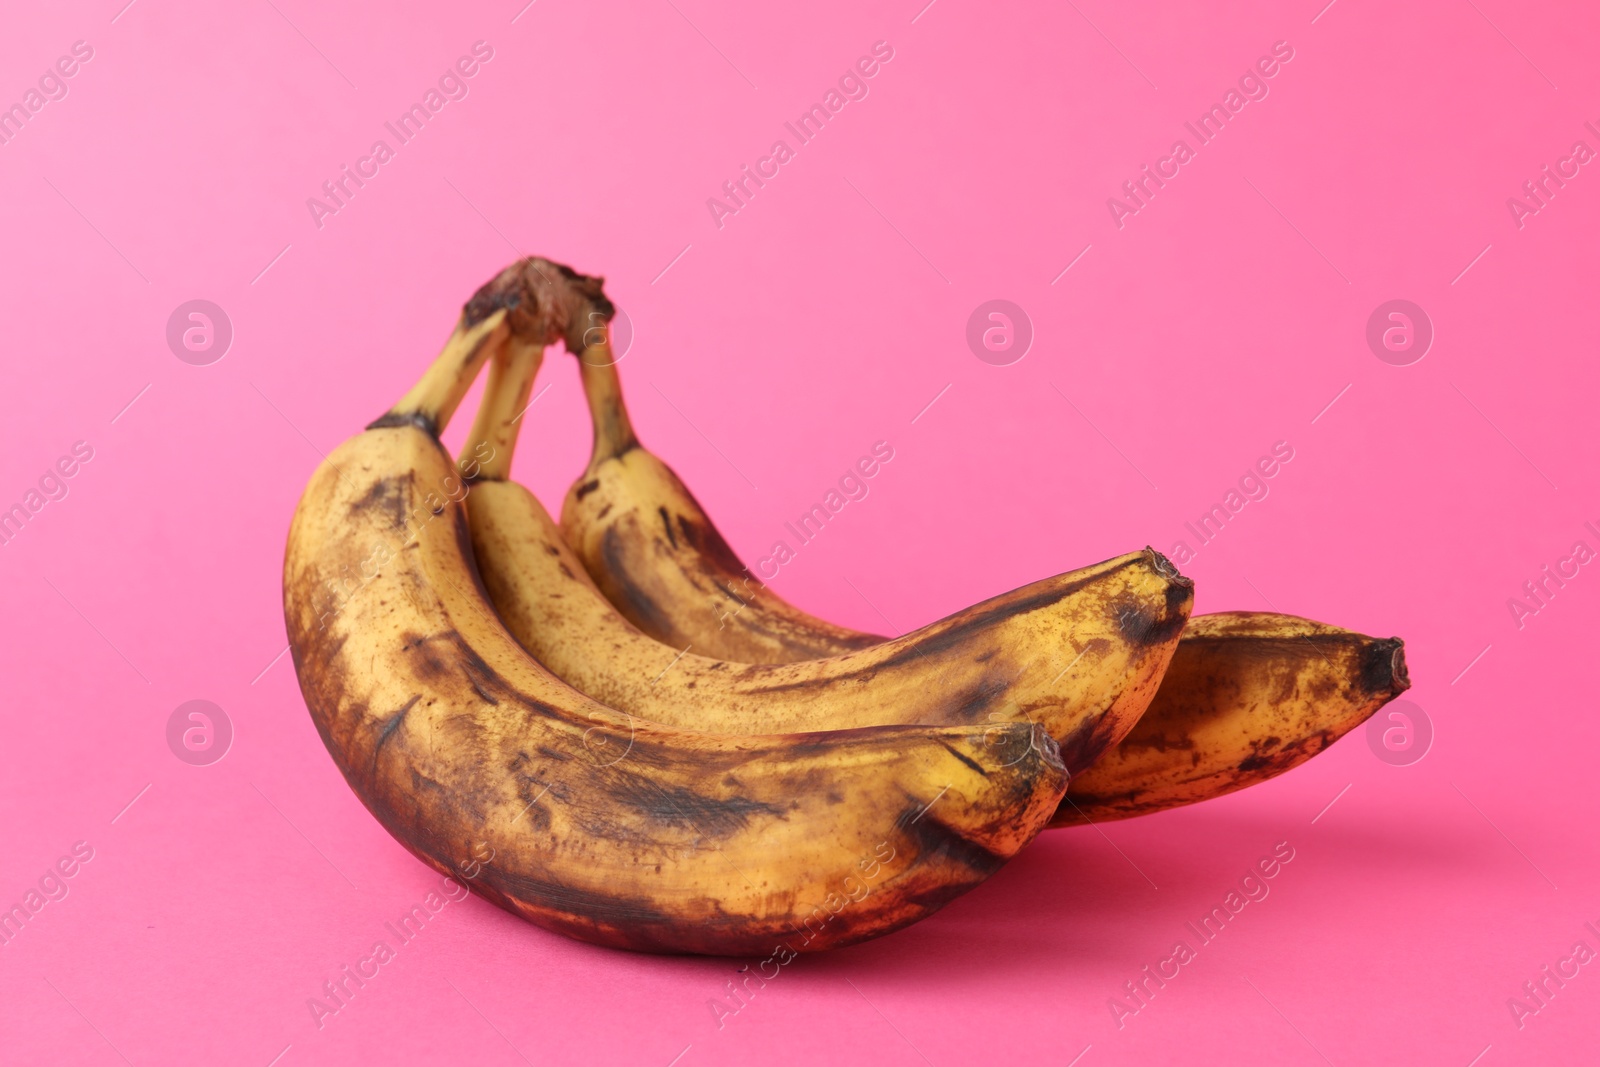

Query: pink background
[2,0,1597,1063]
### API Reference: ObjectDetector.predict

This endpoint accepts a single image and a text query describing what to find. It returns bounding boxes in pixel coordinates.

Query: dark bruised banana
[1055,612,1409,826]
[560,331,882,663]
[282,260,1068,956]
[460,321,1190,776]
[553,291,1409,825]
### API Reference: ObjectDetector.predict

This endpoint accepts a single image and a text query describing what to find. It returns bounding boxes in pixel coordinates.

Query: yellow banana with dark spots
[561,343,882,664]
[1055,612,1407,825]
[554,295,1410,827]
[282,259,1069,956]
[460,331,1191,777]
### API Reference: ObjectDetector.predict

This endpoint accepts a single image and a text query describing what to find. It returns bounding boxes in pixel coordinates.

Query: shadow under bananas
[788,800,1506,984]
[402,797,1513,1053]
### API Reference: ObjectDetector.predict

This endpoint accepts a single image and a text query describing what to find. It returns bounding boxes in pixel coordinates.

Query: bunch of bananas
[283,257,1408,956]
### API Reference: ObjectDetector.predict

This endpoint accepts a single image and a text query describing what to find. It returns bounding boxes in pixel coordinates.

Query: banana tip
[1143,546,1192,590]
[1028,723,1070,798]
[1387,639,1410,693]
[1142,547,1195,631]
[1031,722,1064,770]
[1365,637,1410,696]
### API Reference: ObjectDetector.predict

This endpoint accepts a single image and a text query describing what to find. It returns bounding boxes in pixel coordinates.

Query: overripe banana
[462,333,1191,775]
[561,341,883,663]
[283,260,1069,956]
[555,298,1409,822]
[1054,612,1408,825]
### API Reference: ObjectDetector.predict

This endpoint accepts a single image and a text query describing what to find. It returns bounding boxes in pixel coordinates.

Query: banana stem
[381,310,510,434]
[461,338,546,481]
[575,333,639,468]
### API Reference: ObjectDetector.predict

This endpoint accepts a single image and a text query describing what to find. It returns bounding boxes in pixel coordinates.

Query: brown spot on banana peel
[713,580,750,607]
[938,742,988,777]
[675,515,700,550]
[348,473,415,531]
[653,473,756,578]
[601,775,786,836]
[1114,576,1195,647]
[1054,707,1126,777]
[462,660,501,706]
[893,804,1008,881]
[599,524,677,646]
[367,411,440,437]
[938,677,1019,727]
[374,695,420,766]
